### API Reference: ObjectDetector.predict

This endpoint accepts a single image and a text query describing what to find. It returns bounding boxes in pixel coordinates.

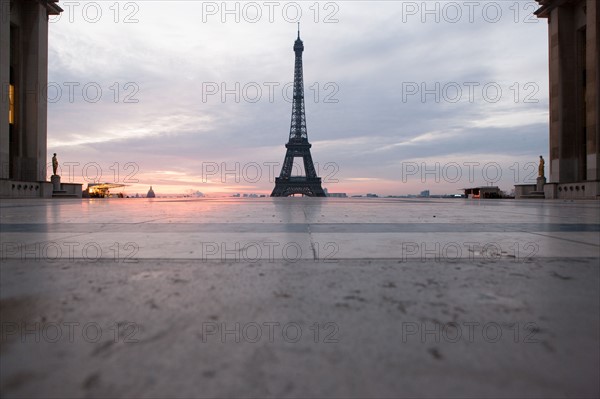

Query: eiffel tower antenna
[271,29,326,197]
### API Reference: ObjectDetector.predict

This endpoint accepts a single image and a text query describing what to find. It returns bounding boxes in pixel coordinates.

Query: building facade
[0,0,62,197]
[536,0,600,199]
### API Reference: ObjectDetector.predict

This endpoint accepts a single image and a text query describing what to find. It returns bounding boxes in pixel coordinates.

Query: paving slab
[1,198,599,398]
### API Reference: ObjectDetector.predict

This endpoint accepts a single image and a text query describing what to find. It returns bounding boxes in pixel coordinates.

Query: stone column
[21,0,49,182]
[0,0,10,179]
[547,7,560,183]
[586,0,599,181]
[597,0,600,182]
[552,6,578,183]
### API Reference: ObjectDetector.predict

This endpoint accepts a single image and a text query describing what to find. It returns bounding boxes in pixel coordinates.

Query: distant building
[85,183,127,198]
[462,186,501,199]
[366,193,379,198]
[1,0,65,198]
[535,0,599,199]
[147,186,156,198]
[327,193,348,198]
[419,190,430,198]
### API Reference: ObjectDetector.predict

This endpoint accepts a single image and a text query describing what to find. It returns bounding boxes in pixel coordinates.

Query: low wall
[62,183,83,197]
[514,184,537,199]
[0,180,83,198]
[0,180,53,198]
[553,181,600,200]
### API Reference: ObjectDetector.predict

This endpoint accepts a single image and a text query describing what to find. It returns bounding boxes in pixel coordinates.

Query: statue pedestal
[536,177,546,192]
[51,175,61,191]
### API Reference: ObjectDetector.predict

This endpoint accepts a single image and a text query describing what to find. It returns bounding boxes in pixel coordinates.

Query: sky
[46,0,550,197]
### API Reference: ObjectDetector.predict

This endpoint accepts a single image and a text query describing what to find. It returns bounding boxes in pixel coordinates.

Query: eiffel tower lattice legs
[271,177,326,197]
[271,145,326,197]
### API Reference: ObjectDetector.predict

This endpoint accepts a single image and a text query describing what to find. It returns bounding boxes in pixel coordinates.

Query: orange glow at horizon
[65,172,465,198]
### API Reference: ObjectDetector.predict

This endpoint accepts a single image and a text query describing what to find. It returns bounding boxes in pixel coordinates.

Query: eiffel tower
[271,26,326,197]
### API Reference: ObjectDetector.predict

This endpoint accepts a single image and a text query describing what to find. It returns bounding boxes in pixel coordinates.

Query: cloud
[47,1,549,196]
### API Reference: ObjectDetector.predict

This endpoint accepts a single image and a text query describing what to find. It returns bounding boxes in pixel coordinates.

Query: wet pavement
[1,198,599,398]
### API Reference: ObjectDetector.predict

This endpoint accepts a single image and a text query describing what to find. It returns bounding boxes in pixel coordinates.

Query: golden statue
[538,155,545,178]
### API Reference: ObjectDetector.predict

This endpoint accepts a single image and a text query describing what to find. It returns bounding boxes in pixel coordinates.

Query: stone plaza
[1,197,598,398]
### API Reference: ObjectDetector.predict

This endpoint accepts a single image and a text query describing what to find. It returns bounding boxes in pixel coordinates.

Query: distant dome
[147,186,156,198]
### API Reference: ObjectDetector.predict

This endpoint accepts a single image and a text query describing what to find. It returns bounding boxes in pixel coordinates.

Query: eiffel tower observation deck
[271,26,327,197]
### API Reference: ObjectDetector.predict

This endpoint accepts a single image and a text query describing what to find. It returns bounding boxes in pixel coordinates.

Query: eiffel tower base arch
[271,177,326,197]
